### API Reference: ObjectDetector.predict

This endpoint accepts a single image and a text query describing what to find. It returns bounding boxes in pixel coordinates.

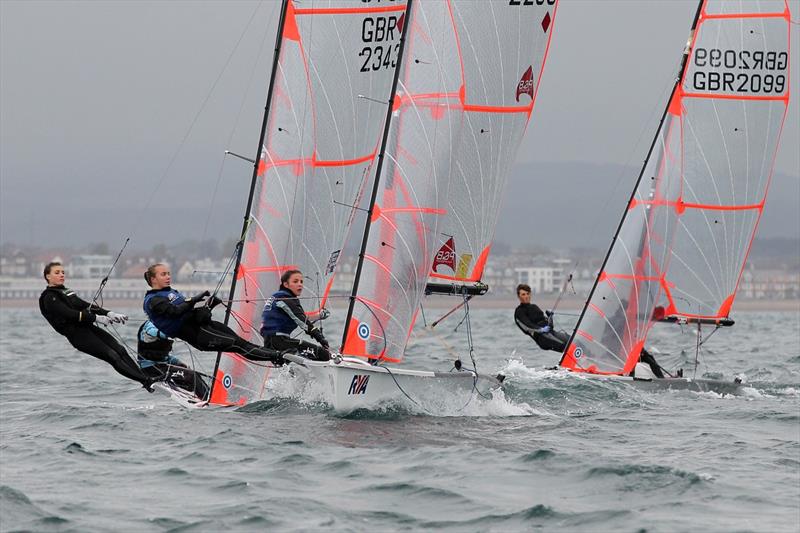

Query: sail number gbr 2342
[359,15,400,72]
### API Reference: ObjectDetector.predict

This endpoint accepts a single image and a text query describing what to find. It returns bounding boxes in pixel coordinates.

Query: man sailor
[514,283,571,352]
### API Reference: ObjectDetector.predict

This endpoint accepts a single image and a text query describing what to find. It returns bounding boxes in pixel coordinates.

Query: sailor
[514,283,571,352]
[39,261,156,392]
[137,320,210,400]
[142,263,279,363]
[261,270,331,362]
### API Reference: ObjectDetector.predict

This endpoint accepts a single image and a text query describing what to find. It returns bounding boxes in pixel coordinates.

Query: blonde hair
[144,263,165,287]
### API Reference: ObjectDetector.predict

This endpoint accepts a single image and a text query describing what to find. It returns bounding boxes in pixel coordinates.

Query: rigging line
[379,364,430,414]
[693,322,702,379]
[128,1,266,239]
[201,1,275,244]
[209,242,242,303]
[461,294,491,401]
[550,272,574,314]
[90,238,130,308]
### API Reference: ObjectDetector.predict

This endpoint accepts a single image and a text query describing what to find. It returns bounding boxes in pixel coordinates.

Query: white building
[69,255,113,279]
[515,266,556,294]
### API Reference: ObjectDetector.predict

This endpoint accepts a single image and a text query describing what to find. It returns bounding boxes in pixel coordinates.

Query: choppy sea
[1,305,798,532]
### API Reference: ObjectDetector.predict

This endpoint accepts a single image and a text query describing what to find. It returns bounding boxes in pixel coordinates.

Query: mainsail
[211,0,408,405]
[341,0,559,362]
[561,0,791,375]
[426,1,558,290]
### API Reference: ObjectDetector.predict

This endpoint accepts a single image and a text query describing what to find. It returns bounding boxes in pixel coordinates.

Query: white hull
[284,354,503,412]
[153,382,235,410]
[566,364,744,395]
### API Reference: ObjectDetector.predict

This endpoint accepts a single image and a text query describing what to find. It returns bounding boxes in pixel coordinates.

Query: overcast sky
[1,0,798,250]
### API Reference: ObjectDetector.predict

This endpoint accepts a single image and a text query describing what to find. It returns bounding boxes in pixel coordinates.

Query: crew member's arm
[515,305,550,335]
[277,298,329,346]
[74,294,110,316]
[148,296,194,318]
[514,307,538,337]
[41,292,99,325]
[141,321,170,341]
[276,297,312,331]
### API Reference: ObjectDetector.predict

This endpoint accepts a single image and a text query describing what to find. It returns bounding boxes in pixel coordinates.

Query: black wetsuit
[514,302,571,353]
[137,322,210,400]
[636,349,665,378]
[261,289,330,362]
[144,287,279,363]
[39,285,151,387]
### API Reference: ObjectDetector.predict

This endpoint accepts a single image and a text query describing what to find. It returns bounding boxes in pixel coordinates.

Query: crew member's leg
[639,349,665,378]
[68,328,152,386]
[265,335,330,361]
[177,321,278,362]
[532,331,568,353]
[156,362,210,400]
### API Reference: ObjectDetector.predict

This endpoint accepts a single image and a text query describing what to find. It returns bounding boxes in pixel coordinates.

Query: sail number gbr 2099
[359,15,401,72]
[691,47,788,94]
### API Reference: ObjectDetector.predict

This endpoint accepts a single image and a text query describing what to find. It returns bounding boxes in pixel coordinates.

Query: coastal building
[69,255,114,279]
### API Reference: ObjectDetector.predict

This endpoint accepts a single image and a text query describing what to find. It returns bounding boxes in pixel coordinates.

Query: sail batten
[562,0,790,375]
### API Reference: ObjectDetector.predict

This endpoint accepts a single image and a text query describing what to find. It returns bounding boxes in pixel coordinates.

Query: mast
[559,0,705,366]
[209,0,290,399]
[341,0,414,351]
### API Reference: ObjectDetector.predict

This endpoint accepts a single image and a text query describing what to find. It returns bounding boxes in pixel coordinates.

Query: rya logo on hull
[347,374,370,395]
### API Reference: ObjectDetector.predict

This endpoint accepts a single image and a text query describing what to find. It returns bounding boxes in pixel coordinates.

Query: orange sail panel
[214,0,408,404]
[563,0,790,375]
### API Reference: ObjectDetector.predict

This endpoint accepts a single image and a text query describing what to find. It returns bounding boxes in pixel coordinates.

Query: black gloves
[309,326,329,348]
[189,290,211,304]
[208,295,224,309]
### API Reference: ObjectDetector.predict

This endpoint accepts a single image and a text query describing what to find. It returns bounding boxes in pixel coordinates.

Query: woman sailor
[39,261,156,392]
[261,270,331,362]
[142,263,278,362]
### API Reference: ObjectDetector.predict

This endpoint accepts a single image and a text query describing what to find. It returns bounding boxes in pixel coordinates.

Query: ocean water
[1,305,798,532]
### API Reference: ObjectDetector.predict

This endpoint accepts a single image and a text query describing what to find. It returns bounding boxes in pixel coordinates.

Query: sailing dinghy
[288,0,559,411]
[205,0,412,407]
[557,0,791,393]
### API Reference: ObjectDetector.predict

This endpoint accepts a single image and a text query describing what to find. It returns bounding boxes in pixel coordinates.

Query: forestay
[211,0,408,405]
[561,0,790,375]
[342,0,558,362]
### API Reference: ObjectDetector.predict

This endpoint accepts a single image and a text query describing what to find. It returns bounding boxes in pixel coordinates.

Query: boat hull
[284,354,503,412]
[563,370,744,395]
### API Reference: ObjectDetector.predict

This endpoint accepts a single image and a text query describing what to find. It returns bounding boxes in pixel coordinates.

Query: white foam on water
[499,358,565,382]
[264,365,330,406]
[402,385,545,417]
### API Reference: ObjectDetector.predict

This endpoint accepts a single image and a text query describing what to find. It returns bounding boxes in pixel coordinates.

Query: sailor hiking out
[514,284,571,353]
[39,261,157,392]
[142,263,279,363]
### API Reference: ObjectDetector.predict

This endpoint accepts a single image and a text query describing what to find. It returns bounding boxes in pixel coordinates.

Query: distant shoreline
[3,295,798,312]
